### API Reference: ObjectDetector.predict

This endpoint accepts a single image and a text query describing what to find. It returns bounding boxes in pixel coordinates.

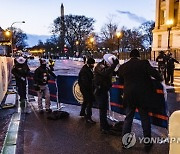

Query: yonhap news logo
[122,133,136,148]
[122,132,180,148]
[139,136,180,144]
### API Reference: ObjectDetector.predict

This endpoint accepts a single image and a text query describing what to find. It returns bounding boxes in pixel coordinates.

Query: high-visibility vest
[49,60,55,66]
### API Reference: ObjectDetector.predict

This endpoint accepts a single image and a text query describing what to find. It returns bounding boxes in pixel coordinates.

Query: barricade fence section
[27,74,168,128]
[110,78,168,128]
[57,75,81,106]
[0,56,14,103]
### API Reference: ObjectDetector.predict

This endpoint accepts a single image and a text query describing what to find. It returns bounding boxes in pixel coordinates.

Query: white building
[152,0,180,60]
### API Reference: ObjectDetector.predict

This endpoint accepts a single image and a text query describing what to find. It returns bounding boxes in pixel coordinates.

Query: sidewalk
[0,104,17,152]
[0,79,19,154]
[0,89,177,154]
[0,79,176,154]
[20,99,169,154]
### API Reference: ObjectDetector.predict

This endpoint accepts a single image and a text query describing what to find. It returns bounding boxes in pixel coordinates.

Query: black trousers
[122,106,151,138]
[158,65,167,82]
[16,79,27,101]
[167,68,174,84]
[80,91,93,119]
[80,99,92,119]
[95,90,111,130]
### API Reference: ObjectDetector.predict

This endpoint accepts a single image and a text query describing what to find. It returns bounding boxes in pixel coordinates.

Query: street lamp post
[4,30,11,38]
[90,37,94,51]
[11,21,25,56]
[116,32,121,53]
[166,19,173,52]
[2,30,11,55]
[75,40,79,52]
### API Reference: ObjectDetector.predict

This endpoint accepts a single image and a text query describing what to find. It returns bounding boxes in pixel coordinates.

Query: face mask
[41,64,46,68]
[89,64,94,69]
[17,63,24,66]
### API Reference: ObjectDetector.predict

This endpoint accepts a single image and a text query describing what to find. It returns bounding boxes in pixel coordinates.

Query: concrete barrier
[0,57,14,103]
[169,111,180,154]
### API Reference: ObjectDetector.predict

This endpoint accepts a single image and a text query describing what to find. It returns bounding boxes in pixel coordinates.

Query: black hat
[40,58,46,65]
[168,52,172,56]
[159,51,164,54]
[87,58,95,64]
[130,49,140,58]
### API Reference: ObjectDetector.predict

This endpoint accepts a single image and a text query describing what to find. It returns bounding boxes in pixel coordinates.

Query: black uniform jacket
[118,58,163,110]
[167,57,179,69]
[78,64,94,97]
[11,63,30,81]
[93,60,116,92]
[34,66,56,86]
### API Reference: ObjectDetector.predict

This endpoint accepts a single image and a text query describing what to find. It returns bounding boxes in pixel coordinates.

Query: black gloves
[112,58,119,66]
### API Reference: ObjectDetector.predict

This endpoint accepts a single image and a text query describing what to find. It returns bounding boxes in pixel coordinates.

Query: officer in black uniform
[48,58,55,71]
[34,58,56,113]
[118,49,163,151]
[156,51,168,82]
[94,54,119,134]
[12,56,30,111]
[78,57,96,124]
[166,53,179,86]
[83,55,86,64]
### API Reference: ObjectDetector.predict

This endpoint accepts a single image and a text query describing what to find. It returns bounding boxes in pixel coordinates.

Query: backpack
[47,111,69,120]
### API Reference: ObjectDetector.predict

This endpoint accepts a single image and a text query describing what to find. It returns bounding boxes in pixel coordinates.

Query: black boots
[86,118,96,124]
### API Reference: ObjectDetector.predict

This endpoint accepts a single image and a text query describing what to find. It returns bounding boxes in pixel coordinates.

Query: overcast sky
[0,0,155,36]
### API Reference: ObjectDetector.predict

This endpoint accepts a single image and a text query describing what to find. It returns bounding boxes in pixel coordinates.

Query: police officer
[12,56,30,111]
[118,49,162,150]
[34,58,56,114]
[166,53,179,86]
[48,58,55,71]
[156,51,168,82]
[82,55,86,64]
[78,57,96,124]
[94,54,119,134]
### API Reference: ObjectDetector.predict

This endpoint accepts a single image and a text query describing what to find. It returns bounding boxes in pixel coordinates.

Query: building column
[166,0,174,22]
[155,0,160,29]
[177,1,180,26]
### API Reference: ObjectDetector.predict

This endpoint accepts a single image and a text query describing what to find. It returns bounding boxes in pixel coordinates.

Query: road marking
[172,76,180,92]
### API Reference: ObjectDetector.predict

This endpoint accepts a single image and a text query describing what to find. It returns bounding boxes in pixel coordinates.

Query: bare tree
[120,27,145,52]
[52,15,95,55]
[9,27,28,50]
[139,20,155,49]
[100,17,118,51]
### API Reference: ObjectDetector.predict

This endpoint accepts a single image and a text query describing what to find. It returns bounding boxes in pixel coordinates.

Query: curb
[0,91,21,154]
[1,112,21,154]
